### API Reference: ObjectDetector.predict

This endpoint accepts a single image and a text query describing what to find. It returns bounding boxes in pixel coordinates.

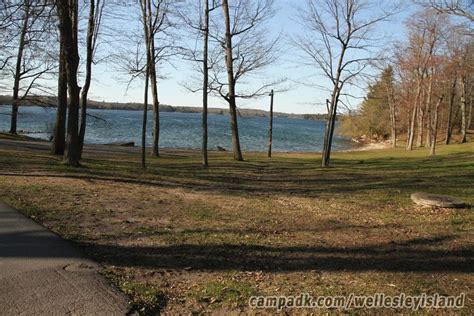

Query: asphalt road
[0,202,130,315]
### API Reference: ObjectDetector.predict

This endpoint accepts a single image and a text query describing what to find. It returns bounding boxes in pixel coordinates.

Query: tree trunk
[416,101,424,147]
[424,71,433,147]
[321,88,340,167]
[149,45,160,157]
[10,0,31,135]
[445,76,457,145]
[58,0,81,167]
[79,0,96,159]
[51,40,67,155]
[460,77,467,143]
[267,89,274,158]
[322,40,347,168]
[142,64,149,169]
[386,86,397,148]
[145,0,160,157]
[407,83,422,150]
[467,92,472,130]
[430,95,444,156]
[407,104,417,150]
[201,0,210,167]
[140,0,154,168]
[222,0,243,161]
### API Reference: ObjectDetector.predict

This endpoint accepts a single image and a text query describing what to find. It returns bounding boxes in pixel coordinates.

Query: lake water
[0,105,356,152]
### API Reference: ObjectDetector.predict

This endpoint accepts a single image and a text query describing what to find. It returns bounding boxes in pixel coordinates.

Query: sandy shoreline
[341,140,393,152]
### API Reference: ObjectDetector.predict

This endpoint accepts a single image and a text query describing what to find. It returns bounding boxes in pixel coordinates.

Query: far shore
[0,96,329,121]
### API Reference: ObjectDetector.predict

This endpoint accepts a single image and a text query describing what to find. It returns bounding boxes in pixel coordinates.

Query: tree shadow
[1,137,473,201]
[80,235,473,273]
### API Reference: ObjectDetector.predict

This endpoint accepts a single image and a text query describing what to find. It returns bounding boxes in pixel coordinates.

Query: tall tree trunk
[201,0,210,167]
[416,98,424,147]
[142,64,149,169]
[10,0,31,135]
[430,95,444,156]
[467,92,472,130]
[407,104,417,150]
[149,44,160,157]
[424,71,433,147]
[147,0,160,157]
[222,0,243,161]
[58,0,81,167]
[445,76,457,144]
[267,89,274,158]
[321,87,340,167]
[460,77,467,143]
[386,85,397,148]
[79,0,96,159]
[322,42,346,167]
[140,0,152,168]
[407,82,422,151]
[51,40,67,155]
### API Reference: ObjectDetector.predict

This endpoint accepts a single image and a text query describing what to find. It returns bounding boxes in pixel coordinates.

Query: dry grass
[0,135,473,314]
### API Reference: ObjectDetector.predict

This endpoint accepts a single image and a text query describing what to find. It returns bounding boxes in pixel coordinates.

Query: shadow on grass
[2,207,470,274]
[3,229,470,273]
[80,234,473,273]
[0,168,472,200]
[1,137,473,200]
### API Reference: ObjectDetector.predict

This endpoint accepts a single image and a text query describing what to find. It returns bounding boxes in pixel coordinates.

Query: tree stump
[411,192,466,208]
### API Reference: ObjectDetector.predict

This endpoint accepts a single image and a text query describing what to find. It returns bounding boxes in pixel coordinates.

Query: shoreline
[0,132,391,154]
[341,140,393,152]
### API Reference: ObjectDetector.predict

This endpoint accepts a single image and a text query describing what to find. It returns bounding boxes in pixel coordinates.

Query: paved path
[0,202,129,315]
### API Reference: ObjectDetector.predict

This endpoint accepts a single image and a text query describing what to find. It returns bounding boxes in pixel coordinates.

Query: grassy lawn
[0,135,473,314]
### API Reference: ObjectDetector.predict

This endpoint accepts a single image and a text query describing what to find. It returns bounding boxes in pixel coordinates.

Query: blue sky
[37,0,419,114]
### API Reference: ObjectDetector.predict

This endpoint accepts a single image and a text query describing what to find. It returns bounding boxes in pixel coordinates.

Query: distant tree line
[0,94,330,120]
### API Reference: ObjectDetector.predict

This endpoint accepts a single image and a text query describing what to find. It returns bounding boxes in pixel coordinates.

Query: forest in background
[340,10,473,153]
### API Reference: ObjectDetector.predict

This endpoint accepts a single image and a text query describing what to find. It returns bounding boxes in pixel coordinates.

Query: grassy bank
[0,135,472,314]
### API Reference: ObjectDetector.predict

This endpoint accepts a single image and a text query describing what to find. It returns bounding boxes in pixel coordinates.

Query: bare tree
[180,0,221,167]
[445,71,457,144]
[430,94,445,155]
[295,0,396,167]
[142,50,150,169]
[110,0,176,166]
[443,25,471,144]
[118,35,150,168]
[140,0,153,168]
[400,11,447,150]
[424,68,434,147]
[57,0,81,167]
[458,40,473,143]
[201,0,213,167]
[418,0,474,21]
[140,0,176,157]
[0,2,20,72]
[111,10,148,167]
[3,0,56,135]
[209,0,281,161]
[78,0,106,158]
[51,34,67,155]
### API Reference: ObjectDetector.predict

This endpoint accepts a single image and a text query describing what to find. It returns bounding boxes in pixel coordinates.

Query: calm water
[0,105,356,152]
